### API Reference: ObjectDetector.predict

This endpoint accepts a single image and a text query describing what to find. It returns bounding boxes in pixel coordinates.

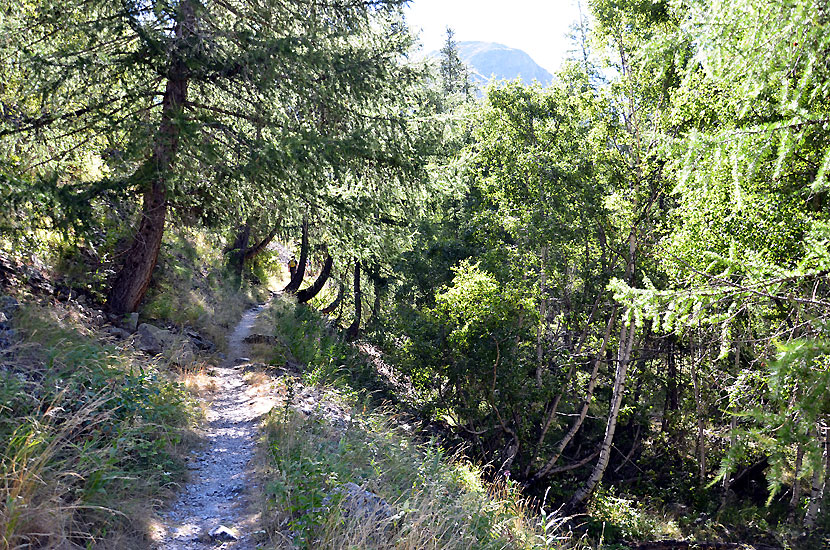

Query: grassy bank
[250,296,583,549]
[0,302,196,549]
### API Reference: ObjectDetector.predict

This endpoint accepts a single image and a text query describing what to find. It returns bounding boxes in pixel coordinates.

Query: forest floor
[155,303,278,549]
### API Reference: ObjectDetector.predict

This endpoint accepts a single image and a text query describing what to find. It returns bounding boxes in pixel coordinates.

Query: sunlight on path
[156,303,277,550]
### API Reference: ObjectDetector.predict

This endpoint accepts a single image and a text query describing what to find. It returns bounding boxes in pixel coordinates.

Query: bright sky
[404,0,584,74]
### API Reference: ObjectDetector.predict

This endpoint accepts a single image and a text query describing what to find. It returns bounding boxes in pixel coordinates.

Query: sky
[404,0,584,75]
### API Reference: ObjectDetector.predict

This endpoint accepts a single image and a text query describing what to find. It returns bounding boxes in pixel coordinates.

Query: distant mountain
[432,41,553,87]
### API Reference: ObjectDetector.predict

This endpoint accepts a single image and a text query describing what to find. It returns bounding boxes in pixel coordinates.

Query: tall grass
[261,400,583,550]
[0,303,195,549]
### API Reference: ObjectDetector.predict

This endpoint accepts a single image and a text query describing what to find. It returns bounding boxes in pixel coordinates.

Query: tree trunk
[569,315,635,507]
[524,297,601,479]
[535,246,548,386]
[320,278,344,315]
[662,340,678,433]
[803,424,828,528]
[692,341,706,485]
[531,308,616,483]
[346,260,361,340]
[723,341,741,505]
[107,1,193,314]
[284,216,308,293]
[790,441,804,513]
[241,221,280,264]
[227,221,252,278]
[366,266,388,327]
[297,253,332,303]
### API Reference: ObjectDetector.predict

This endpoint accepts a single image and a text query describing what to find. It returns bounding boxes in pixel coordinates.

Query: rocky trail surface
[156,304,279,550]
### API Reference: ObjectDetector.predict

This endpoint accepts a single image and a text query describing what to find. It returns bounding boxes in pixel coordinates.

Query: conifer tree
[1,0,427,313]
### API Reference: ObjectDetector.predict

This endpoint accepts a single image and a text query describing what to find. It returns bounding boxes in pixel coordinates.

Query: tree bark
[790,441,804,512]
[297,252,333,303]
[346,260,361,340]
[227,222,252,278]
[531,308,616,483]
[107,1,193,314]
[692,340,707,485]
[284,215,309,293]
[569,314,635,507]
[535,245,548,386]
[803,424,828,528]
[241,221,280,264]
[366,265,388,327]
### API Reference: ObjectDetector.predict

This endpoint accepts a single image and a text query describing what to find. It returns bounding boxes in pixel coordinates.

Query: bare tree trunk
[804,424,828,528]
[524,297,601,479]
[346,260,361,340]
[790,441,804,512]
[284,216,308,293]
[366,266,388,327]
[297,252,332,304]
[569,312,635,507]
[662,340,678,433]
[692,341,706,485]
[531,308,616,483]
[241,221,280,264]
[535,245,548,386]
[107,1,194,314]
[721,339,741,506]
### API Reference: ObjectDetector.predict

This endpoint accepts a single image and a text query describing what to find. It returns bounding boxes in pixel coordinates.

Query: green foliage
[0,303,194,547]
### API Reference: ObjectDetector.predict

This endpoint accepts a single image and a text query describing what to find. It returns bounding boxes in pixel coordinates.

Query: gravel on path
[156,303,278,550]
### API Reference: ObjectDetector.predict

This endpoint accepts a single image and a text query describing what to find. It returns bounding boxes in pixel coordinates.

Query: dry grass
[0,302,196,549]
[260,398,583,550]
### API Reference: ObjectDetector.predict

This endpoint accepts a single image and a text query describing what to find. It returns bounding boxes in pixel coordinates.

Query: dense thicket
[386,0,830,533]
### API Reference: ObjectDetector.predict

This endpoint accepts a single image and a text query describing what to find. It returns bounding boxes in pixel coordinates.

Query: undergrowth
[262,401,585,549]
[253,296,588,549]
[252,297,394,402]
[140,228,273,350]
[0,302,195,549]
[252,295,730,549]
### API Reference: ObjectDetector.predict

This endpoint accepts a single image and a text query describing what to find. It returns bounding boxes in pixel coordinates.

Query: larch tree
[1,0,427,313]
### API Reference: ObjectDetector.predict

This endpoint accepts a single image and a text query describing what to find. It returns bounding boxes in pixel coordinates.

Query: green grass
[0,302,196,549]
[261,397,583,550]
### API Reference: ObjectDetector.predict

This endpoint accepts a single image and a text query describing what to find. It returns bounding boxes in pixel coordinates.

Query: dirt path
[157,303,278,550]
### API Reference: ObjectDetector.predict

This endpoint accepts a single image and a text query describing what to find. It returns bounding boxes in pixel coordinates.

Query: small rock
[135,323,168,354]
[0,295,19,314]
[124,312,139,333]
[334,482,395,521]
[208,525,238,542]
[243,333,276,345]
[105,326,132,340]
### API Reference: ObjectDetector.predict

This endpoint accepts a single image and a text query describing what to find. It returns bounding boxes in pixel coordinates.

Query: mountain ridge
[430,40,553,87]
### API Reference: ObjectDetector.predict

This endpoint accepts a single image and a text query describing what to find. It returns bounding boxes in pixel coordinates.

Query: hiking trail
[156,303,278,550]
